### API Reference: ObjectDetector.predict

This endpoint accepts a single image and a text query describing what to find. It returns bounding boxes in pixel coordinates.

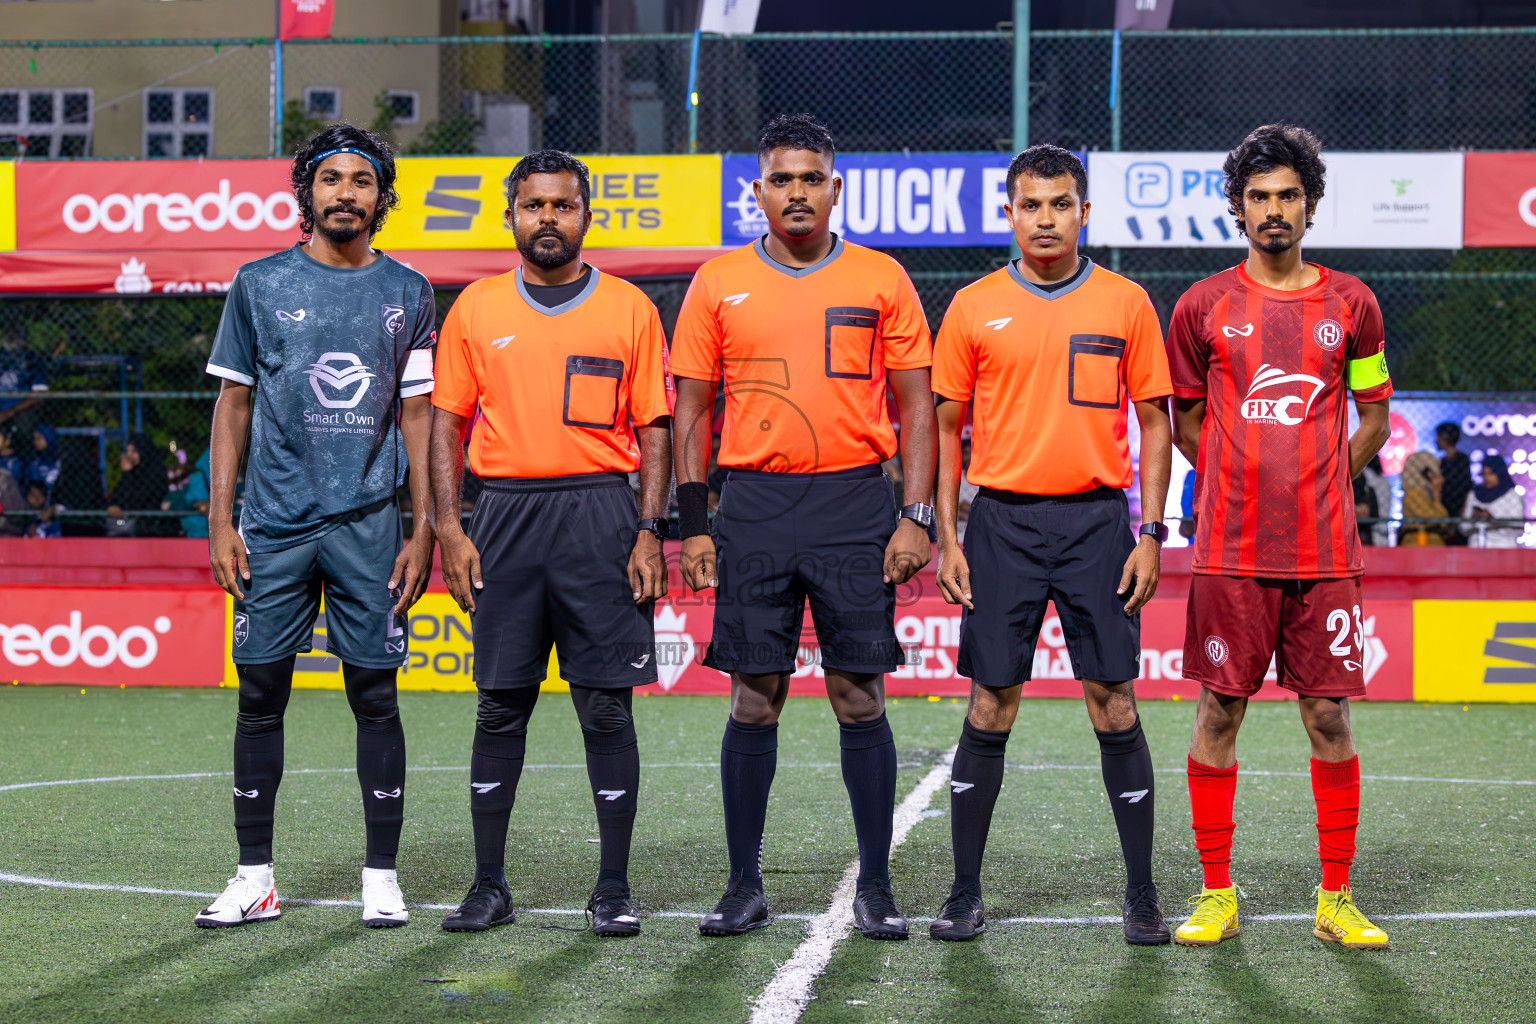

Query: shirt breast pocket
[563,355,624,429]
[824,306,880,380]
[1067,334,1126,409]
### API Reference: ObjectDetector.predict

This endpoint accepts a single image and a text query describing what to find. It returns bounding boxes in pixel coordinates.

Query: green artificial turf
[0,686,1532,1023]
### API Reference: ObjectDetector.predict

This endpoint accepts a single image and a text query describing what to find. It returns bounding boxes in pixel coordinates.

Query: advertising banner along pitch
[1463,151,1536,247]
[1086,151,1464,249]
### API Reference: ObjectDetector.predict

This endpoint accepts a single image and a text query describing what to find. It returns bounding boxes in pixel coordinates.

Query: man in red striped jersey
[1166,125,1393,950]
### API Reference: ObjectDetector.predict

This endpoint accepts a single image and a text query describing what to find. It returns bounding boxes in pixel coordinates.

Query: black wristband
[677,481,710,539]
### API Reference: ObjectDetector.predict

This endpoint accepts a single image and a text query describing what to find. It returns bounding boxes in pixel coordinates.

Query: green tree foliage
[1399,249,1536,392]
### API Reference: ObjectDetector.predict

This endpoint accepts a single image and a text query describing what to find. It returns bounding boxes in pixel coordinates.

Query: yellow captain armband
[1347,351,1390,392]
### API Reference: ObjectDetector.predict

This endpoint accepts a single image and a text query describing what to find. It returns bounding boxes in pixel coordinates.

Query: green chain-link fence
[2,28,1533,528]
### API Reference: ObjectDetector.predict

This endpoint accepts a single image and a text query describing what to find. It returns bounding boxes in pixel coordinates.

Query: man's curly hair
[290,124,399,239]
[1223,124,1326,236]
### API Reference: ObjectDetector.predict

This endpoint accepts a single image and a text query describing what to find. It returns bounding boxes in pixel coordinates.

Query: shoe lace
[858,882,902,921]
[457,878,504,915]
[938,885,981,921]
[587,884,631,918]
[1316,887,1374,930]
[713,880,763,918]
[1184,891,1231,925]
[1125,885,1161,919]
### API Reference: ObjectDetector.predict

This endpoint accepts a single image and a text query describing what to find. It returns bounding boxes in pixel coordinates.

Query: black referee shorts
[703,463,903,676]
[957,485,1141,687]
[468,473,657,690]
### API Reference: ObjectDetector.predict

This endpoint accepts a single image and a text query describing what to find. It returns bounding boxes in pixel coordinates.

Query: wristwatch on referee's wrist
[637,517,672,541]
[1138,522,1169,544]
[899,502,936,529]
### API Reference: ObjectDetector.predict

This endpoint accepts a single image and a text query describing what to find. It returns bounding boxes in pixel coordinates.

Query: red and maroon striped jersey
[1168,263,1393,580]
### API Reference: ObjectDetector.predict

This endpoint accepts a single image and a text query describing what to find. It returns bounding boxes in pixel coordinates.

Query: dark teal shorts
[231,499,406,669]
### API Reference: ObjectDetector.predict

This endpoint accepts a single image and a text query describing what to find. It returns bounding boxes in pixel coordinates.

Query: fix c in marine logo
[1241,364,1325,426]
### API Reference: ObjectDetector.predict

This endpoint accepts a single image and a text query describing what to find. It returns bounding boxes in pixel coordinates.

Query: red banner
[14,160,298,252]
[279,0,335,40]
[0,247,727,294]
[1463,151,1536,247]
[0,586,224,686]
[641,591,1415,701]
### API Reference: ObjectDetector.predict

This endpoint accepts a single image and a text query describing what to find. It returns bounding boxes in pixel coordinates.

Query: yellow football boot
[1173,886,1240,946]
[1313,886,1390,949]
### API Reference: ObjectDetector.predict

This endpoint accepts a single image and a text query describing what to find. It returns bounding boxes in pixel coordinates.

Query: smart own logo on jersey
[1241,364,1326,426]
[304,352,376,410]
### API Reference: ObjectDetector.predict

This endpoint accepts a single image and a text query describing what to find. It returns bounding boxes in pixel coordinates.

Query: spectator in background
[106,433,169,536]
[1361,454,1392,548]
[1462,454,1523,548]
[1353,473,1378,545]
[0,332,47,441]
[24,479,61,538]
[1178,469,1198,540]
[25,423,60,497]
[0,460,24,536]
[1399,451,1449,546]
[0,428,22,483]
[166,448,212,538]
[1436,421,1472,547]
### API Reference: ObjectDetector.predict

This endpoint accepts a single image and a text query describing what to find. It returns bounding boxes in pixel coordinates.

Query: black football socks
[343,664,406,871]
[1096,716,1156,891]
[721,717,777,886]
[948,719,1009,892]
[469,687,539,885]
[232,657,295,865]
[573,686,640,889]
[840,714,898,886]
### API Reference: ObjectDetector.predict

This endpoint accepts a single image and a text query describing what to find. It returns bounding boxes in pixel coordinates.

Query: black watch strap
[1139,521,1169,544]
[899,502,935,528]
[637,517,672,541]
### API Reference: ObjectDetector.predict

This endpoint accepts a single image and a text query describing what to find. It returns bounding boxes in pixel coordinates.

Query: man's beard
[781,204,816,238]
[316,203,370,245]
[518,227,581,269]
[1252,219,1296,254]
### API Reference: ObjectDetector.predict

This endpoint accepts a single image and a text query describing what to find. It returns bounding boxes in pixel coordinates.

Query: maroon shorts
[1183,574,1367,699]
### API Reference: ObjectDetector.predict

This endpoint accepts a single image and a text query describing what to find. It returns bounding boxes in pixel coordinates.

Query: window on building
[305,87,339,119]
[144,88,213,158]
[384,90,419,124]
[0,88,93,157]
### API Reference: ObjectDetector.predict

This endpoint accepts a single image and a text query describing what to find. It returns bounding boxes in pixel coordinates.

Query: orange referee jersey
[932,258,1171,494]
[433,267,672,478]
[670,236,931,473]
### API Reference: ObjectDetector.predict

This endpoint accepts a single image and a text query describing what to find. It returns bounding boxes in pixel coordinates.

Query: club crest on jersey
[1204,635,1230,667]
[233,613,249,647]
[1241,364,1325,426]
[1313,318,1344,352]
[381,304,406,337]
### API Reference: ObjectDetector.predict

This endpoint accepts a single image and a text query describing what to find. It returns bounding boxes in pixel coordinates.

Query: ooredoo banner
[1086,151,1465,249]
[15,160,298,252]
[0,586,224,686]
[1462,151,1536,247]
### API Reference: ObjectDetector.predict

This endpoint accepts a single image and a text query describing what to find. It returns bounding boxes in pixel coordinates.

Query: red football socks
[1311,755,1361,891]
[1186,757,1238,889]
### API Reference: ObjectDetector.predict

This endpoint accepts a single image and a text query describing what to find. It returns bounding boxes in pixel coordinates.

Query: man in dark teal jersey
[195,125,436,930]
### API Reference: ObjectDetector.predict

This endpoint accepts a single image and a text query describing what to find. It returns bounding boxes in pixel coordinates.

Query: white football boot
[194,864,280,928]
[361,867,409,928]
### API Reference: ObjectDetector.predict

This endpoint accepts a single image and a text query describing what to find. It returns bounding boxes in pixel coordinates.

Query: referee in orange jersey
[927,146,1175,945]
[428,150,672,938]
[672,115,938,940]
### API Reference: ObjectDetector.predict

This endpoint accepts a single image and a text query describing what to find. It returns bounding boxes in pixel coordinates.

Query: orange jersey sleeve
[629,296,674,426]
[882,266,933,370]
[1122,286,1173,402]
[432,289,480,418]
[669,269,723,383]
[931,290,978,402]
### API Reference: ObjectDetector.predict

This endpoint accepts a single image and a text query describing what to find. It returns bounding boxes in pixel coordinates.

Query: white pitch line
[0,762,906,795]
[1004,764,1536,787]
[2,871,1530,928]
[748,746,958,1024]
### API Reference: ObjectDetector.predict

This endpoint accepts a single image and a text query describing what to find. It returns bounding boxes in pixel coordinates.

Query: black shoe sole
[594,923,642,938]
[699,917,772,937]
[928,923,984,942]
[441,910,516,932]
[1124,930,1172,946]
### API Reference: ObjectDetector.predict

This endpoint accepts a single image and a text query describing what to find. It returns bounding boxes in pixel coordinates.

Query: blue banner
[722,153,1083,248]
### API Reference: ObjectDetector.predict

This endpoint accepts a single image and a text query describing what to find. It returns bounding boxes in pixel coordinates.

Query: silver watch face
[902,504,935,528]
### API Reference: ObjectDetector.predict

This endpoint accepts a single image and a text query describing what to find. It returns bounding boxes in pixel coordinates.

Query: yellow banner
[373,155,720,250]
[222,593,568,693]
[1413,600,1536,702]
[0,162,15,252]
